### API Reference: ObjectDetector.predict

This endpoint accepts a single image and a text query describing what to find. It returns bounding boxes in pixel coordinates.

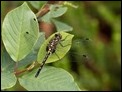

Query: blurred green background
[1,1,121,91]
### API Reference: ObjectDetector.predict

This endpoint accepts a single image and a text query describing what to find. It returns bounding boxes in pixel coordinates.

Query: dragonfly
[18,31,91,77]
[35,31,92,77]
[35,32,70,78]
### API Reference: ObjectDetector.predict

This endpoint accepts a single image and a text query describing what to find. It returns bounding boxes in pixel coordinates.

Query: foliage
[1,1,121,91]
[1,2,80,91]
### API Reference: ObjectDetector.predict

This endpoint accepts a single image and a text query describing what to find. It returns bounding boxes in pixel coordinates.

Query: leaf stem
[14,62,36,76]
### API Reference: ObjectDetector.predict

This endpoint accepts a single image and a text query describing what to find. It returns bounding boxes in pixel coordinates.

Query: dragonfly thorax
[46,33,62,54]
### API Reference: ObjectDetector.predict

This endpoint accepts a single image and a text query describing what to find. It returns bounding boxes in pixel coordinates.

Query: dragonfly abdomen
[35,33,62,78]
[35,52,51,78]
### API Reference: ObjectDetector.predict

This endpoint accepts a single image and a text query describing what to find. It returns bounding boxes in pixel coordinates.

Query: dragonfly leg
[59,35,71,47]
[59,42,71,47]
[61,35,69,41]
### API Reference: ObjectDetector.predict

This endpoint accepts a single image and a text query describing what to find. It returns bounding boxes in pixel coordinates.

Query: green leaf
[17,32,45,69]
[37,31,74,64]
[28,1,47,10]
[1,48,17,90]
[1,48,15,72]
[41,5,67,23]
[18,51,37,69]
[33,32,45,52]
[2,2,39,62]
[19,66,80,91]
[52,19,73,32]
[50,5,68,18]
[1,72,17,90]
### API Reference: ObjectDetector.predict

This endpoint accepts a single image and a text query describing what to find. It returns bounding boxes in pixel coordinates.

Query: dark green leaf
[28,1,47,10]
[33,32,45,52]
[52,19,73,32]
[1,48,17,90]
[41,5,67,23]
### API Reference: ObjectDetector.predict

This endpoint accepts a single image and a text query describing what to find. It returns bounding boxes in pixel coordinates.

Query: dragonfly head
[55,33,62,39]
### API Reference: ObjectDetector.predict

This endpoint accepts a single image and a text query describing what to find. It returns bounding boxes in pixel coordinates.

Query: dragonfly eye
[55,34,59,37]
[55,33,61,38]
